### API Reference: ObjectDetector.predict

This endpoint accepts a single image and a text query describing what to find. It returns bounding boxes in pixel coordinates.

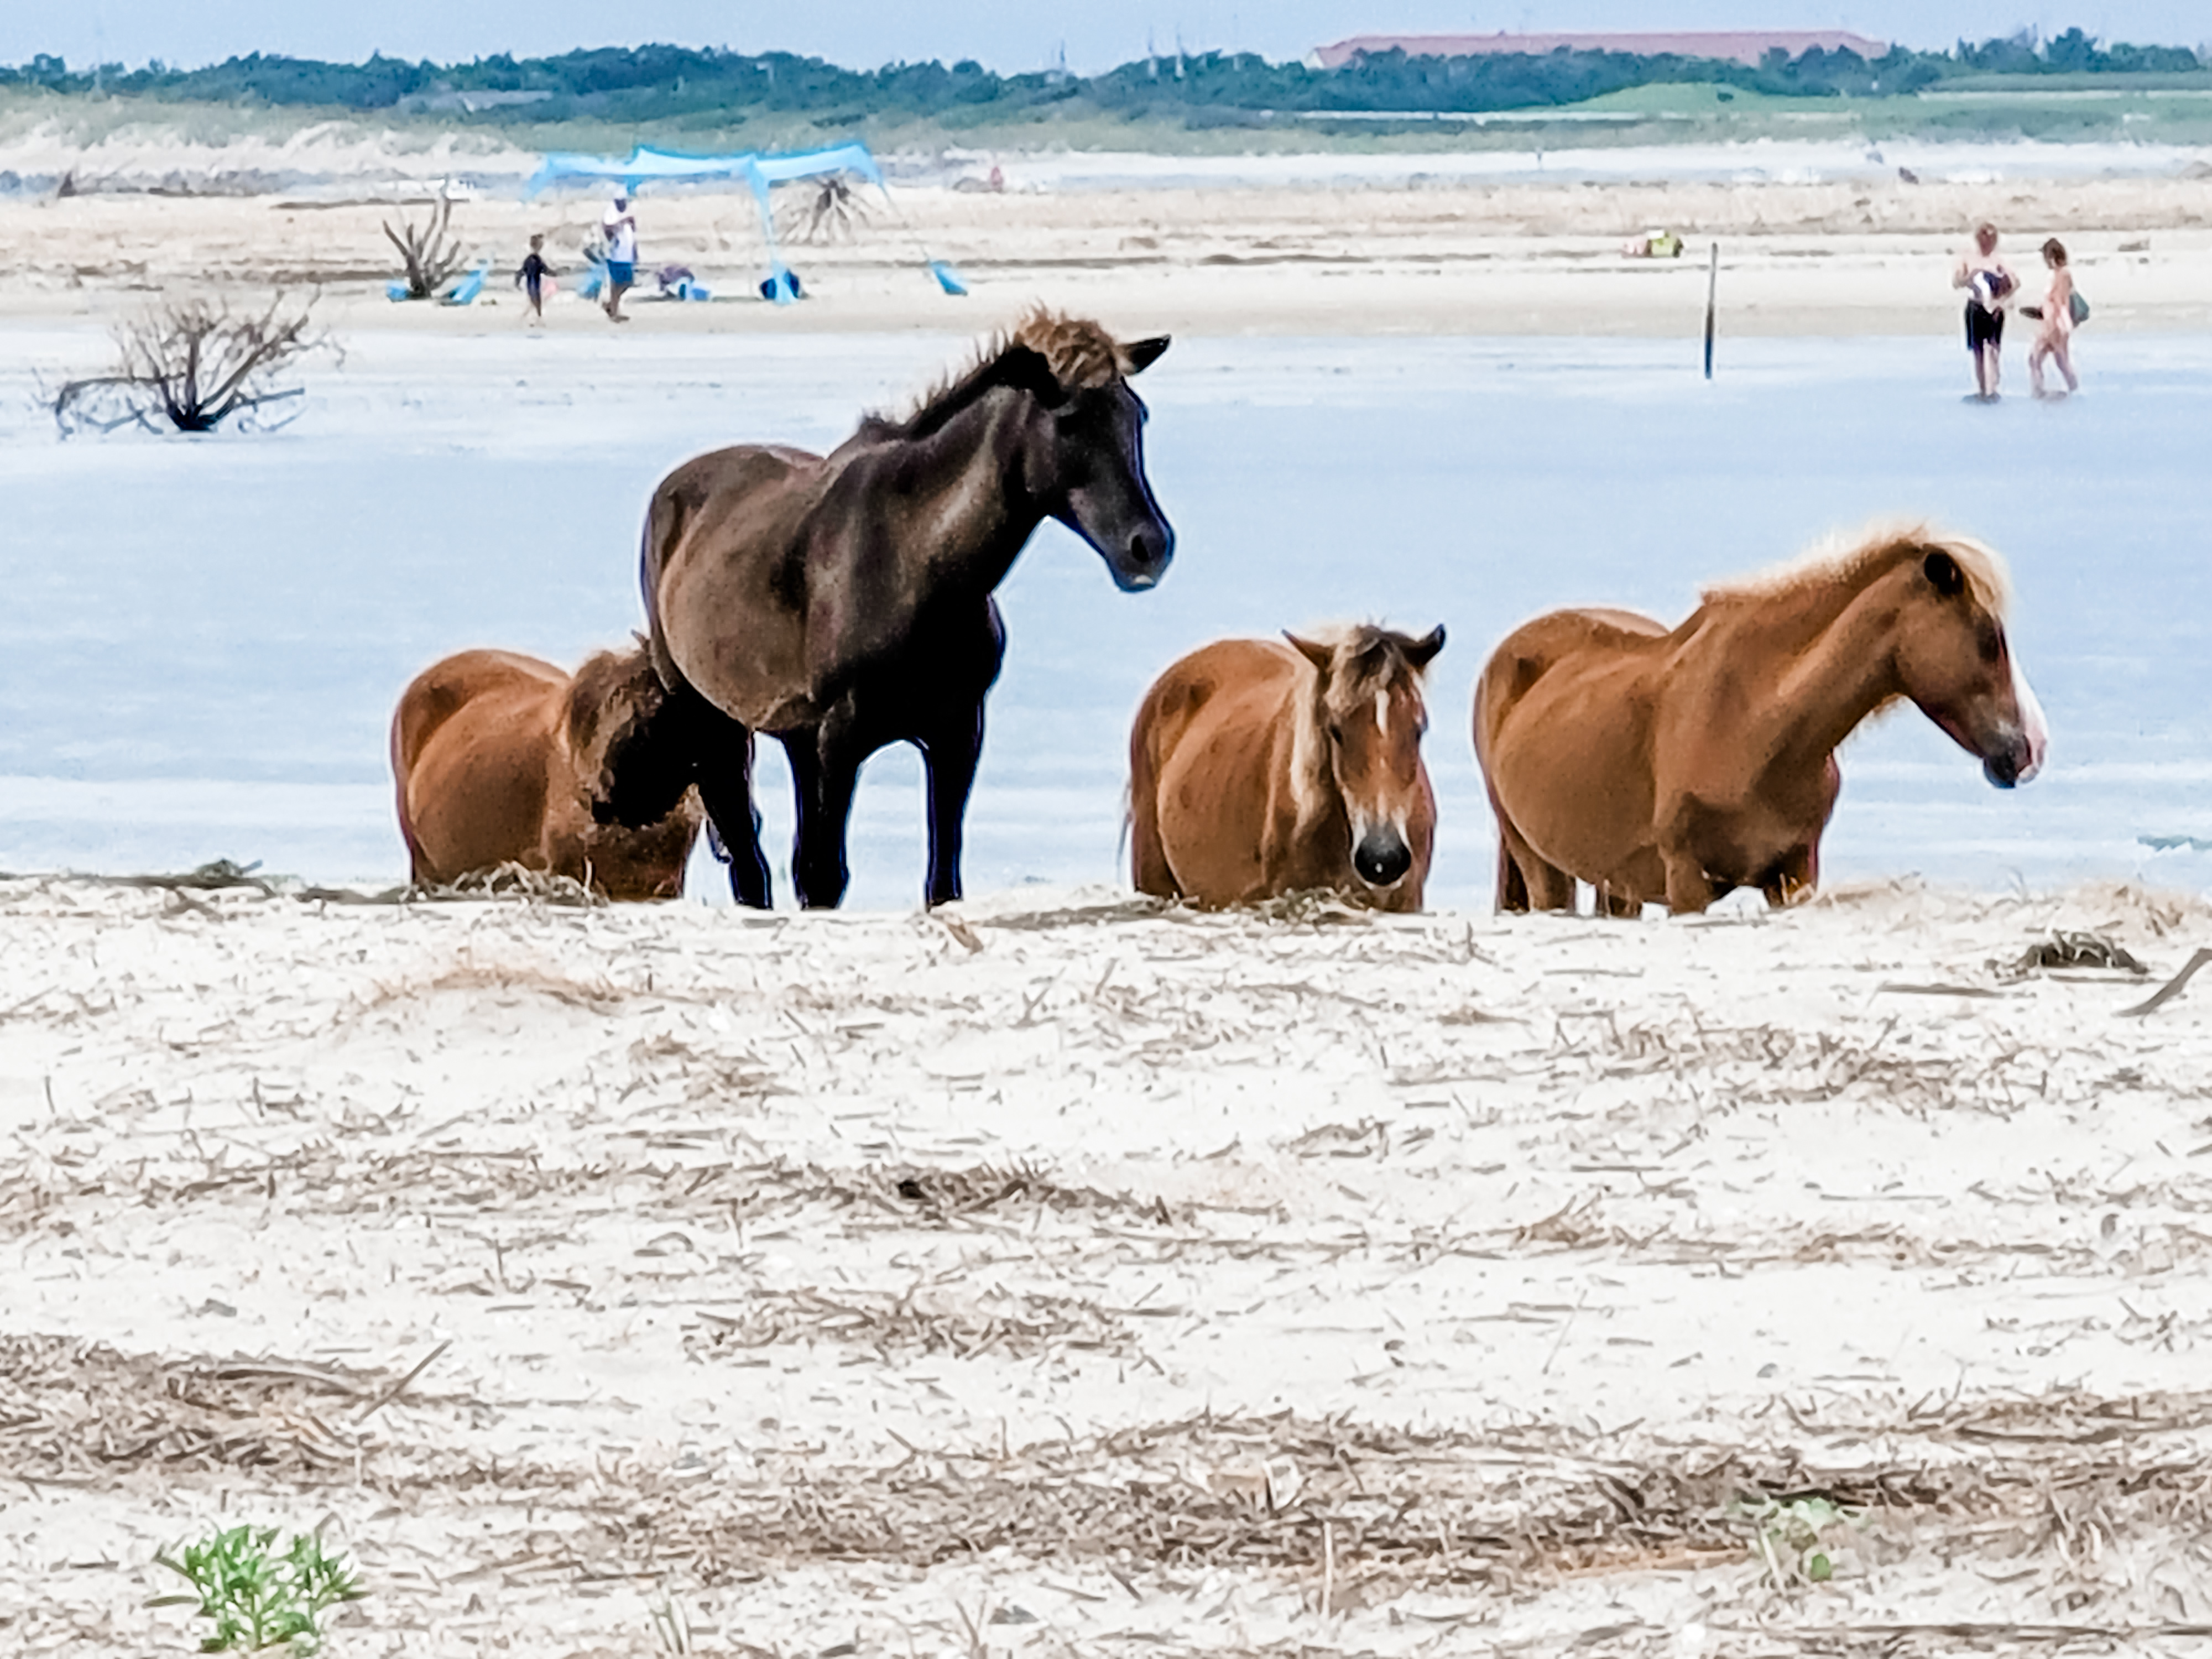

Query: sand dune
[7,872,2212,1652]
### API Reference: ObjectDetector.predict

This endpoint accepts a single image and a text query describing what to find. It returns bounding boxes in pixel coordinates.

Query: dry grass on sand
[7,874,2212,1654]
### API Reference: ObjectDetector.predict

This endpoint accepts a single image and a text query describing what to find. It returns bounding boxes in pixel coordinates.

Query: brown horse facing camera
[1130,624,1447,910]
[392,644,703,900]
[1474,525,2048,917]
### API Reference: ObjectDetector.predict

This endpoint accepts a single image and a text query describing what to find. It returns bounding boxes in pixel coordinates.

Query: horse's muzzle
[1109,525,1175,592]
[1982,726,2045,789]
[1354,827,1414,888]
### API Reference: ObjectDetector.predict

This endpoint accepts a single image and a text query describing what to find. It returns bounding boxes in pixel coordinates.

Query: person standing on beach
[2027,238,2081,400]
[1952,222,2015,401]
[602,195,638,323]
[515,234,555,324]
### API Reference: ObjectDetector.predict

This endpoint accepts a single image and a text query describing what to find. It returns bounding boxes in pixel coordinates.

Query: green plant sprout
[150,1525,365,1654]
[1734,1493,1861,1587]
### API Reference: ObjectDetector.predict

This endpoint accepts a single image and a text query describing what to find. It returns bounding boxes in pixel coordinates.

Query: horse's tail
[390,708,428,884]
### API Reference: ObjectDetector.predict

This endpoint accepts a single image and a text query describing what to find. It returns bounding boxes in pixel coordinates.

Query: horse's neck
[1285,674,1340,835]
[884,394,1046,597]
[1726,577,1906,763]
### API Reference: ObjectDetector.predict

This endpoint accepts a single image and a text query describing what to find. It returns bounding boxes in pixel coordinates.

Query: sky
[4,2,2205,79]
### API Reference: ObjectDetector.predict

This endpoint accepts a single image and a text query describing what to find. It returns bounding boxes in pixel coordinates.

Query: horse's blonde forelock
[1009,307,1140,390]
[1699,521,2014,617]
[1293,622,1439,709]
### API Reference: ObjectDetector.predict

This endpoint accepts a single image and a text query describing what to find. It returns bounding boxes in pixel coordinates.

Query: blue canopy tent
[525,142,964,303]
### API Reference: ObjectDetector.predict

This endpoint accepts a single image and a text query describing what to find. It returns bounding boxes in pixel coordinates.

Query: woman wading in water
[2027,238,2082,400]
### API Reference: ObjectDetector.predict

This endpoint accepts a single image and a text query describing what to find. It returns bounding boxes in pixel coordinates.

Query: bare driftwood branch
[51,293,332,436]
[2119,947,2212,1018]
[382,192,467,298]
[778,175,871,244]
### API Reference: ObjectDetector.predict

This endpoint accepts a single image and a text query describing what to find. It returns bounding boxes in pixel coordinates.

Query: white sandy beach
[6,873,2212,1654]
[3,164,2212,338]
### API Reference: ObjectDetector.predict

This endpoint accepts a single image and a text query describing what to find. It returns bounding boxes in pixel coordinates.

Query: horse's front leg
[786,721,864,910]
[692,722,771,908]
[920,700,987,908]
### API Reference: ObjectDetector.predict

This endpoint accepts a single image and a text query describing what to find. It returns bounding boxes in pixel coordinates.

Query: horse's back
[1476,607,1675,893]
[644,443,833,724]
[393,650,564,781]
[1131,639,1304,903]
[1135,638,1297,755]
[1477,607,1670,749]
[394,651,571,882]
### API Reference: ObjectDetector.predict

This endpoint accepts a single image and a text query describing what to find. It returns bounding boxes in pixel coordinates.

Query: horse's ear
[1284,632,1334,672]
[1923,549,1966,597]
[994,343,1067,409]
[1404,624,1447,669]
[1124,336,1171,375]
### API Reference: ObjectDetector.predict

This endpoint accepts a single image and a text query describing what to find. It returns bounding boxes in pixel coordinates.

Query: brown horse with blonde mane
[1474,525,2048,916]
[392,643,703,899]
[642,309,1173,910]
[1131,624,1447,910]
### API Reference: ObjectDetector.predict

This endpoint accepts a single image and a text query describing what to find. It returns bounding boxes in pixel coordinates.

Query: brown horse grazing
[392,644,703,900]
[1130,624,1447,910]
[641,310,1174,910]
[1474,525,2050,916]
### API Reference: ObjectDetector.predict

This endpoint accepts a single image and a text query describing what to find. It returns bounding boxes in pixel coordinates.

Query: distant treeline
[1,29,2204,126]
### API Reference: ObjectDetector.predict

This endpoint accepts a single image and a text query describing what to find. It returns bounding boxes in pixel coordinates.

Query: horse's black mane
[852,352,1012,446]
[852,311,1138,447]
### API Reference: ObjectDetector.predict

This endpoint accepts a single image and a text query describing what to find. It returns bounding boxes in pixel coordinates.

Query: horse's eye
[1976,619,2003,662]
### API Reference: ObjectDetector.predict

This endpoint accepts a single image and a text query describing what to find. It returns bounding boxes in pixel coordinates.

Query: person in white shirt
[602,195,639,322]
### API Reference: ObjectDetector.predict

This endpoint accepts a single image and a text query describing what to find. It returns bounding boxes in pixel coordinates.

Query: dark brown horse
[1130,624,1446,911]
[636,311,1173,909]
[1474,525,2049,916]
[393,643,702,899]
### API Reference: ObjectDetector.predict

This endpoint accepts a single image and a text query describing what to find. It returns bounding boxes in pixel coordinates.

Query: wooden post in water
[1703,242,1719,379]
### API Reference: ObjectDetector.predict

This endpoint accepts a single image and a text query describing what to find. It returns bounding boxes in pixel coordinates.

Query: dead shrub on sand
[1997,930,2150,980]
[383,191,468,299]
[51,293,332,435]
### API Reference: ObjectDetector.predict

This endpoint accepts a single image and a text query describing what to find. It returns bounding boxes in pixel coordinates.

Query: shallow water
[2,322,2208,910]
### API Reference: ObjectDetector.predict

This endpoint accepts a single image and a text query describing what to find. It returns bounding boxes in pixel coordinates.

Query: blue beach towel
[438,264,487,307]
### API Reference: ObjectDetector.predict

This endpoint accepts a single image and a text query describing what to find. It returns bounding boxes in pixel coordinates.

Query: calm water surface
[2,325,2207,910]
